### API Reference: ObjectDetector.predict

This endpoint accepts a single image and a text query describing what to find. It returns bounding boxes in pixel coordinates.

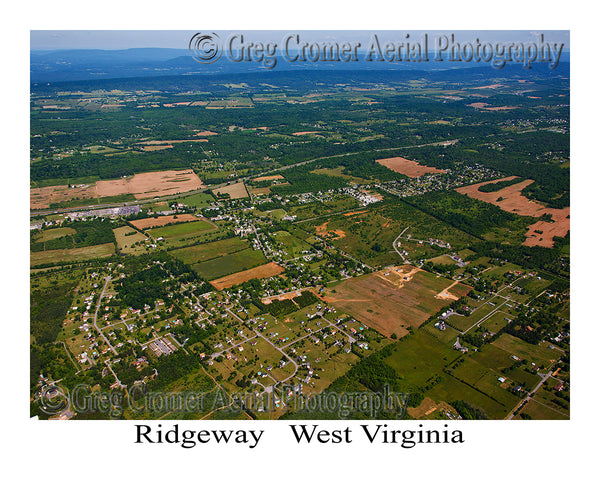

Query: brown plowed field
[376,157,446,177]
[455,177,570,247]
[253,175,285,182]
[213,182,248,199]
[96,169,203,199]
[467,102,517,111]
[129,214,199,230]
[209,262,285,291]
[30,184,98,210]
[194,131,218,136]
[321,265,463,338]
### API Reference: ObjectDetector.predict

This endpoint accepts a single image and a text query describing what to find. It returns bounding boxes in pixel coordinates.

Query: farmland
[213,182,248,199]
[30,243,115,267]
[376,157,446,177]
[455,177,570,247]
[147,218,216,241]
[210,262,285,290]
[95,169,204,199]
[178,192,215,209]
[170,237,249,264]
[322,266,465,338]
[30,169,203,209]
[113,225,148,255]
[29,58,570,421]
[192,249,267,280]
[129,214,199,230]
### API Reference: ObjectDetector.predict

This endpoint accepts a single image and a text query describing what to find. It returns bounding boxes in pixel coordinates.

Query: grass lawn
[256,209,288,221]
[472,344,515,371]
[444,313,479,332]
[422,323,462,345]
[481,310,514,334]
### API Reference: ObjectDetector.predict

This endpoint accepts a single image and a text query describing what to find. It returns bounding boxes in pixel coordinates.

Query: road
[392,227,410,263]
[104,360,124,388]
[505,369,554,420]
[462,298,509,335]
[224,308,299,386]
[213,307,360,390]
[92,276,117,355]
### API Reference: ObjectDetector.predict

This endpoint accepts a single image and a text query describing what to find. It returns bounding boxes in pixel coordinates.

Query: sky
[30,30,570,51]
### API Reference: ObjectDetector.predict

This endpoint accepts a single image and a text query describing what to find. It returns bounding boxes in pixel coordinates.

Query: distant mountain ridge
[31,47,571,84]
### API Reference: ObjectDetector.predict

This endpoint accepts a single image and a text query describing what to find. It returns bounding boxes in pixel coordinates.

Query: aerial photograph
[29,30,570,421]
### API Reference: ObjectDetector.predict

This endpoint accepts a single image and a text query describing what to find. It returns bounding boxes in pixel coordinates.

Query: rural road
[93,276,117,355]
[226,308,299,386]
[505,370,554,419]
[392,227,410,263]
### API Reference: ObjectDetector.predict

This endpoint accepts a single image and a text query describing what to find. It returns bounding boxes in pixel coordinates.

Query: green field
[422,323,462,345]
[148,219,216,240]
[256,209,288,221]
[288,196,360,221]
[30,175,101,188]
[48,193,136,209]
[32,227,76,243]
[492,334,563,367]
[427,374,512,419]
[378,329,525,419]
[180,192,215,209]
[446,302,497,332]
[428,254,457,265]
[30,243,115,267]
[193,248,267,280]
[474,344,516,371]
[518,398,568,420]
[171,237,249,264]
[384,330,462,387]
[480,263,525,280]
[271,230,312,259]
[113,226,148,255]
[481,310,514,334]
[305,201,479,267]
[451,357,518,407]
[513,275,554,297]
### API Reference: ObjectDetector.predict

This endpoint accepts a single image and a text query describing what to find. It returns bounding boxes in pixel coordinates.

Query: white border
[5,1,597,477]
